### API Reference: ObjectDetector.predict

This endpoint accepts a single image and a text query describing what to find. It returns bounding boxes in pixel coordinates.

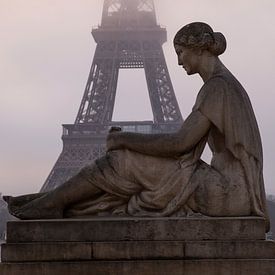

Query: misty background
[1,0,275,196]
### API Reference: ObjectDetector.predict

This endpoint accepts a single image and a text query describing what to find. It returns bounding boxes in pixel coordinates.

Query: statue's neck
[199,57,225,83]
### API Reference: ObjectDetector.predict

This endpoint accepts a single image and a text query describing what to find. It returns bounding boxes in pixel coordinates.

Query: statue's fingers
[109,126,122,133]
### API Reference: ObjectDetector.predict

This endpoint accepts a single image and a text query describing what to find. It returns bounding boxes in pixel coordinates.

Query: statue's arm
[107,110,211,157]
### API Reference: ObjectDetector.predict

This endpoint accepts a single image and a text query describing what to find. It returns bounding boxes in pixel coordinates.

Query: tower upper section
[102,0,157,28]
[93,0,166,44]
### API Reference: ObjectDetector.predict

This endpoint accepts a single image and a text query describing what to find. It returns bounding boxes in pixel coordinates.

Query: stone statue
[4,22,270,231]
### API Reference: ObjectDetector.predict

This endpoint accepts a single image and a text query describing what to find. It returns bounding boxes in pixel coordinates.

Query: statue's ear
[192,48,203,56]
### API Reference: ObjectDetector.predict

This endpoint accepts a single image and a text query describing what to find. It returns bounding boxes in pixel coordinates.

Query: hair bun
[210,32,227,56]
[174,23,227,56]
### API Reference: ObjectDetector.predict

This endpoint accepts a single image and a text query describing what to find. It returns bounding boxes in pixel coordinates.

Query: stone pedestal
[1,217,275,275]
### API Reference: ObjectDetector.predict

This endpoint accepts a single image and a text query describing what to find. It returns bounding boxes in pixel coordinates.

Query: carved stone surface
[1,260,275,275]
[1,218,275,275]
[5,217,266,243]
[3,240,275,262]
[3,18,273,274]
[4,22,269,229]
[4,260,275,275]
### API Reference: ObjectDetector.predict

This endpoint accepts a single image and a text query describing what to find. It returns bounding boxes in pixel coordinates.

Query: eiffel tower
[41,0,183,191]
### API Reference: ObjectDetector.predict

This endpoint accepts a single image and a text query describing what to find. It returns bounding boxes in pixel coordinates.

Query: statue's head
[174,22,227,57]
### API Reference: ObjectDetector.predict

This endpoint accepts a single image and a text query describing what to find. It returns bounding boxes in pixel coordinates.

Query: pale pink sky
[1,0,275,195]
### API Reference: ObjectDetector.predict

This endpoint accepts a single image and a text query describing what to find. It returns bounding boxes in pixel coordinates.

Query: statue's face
[174,45,200,75]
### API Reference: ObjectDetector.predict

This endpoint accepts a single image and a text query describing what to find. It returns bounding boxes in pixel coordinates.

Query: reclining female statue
[4,22,270,231]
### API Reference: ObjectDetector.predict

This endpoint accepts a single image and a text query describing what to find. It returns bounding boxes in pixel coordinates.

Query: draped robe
[66,68,269,230]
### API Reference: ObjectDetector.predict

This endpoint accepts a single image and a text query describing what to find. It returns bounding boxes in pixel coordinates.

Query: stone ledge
[1,242,92,262]
[2,240,275,262]
[6,217,266,243]
[1,259,275,275]
[184,240,275,259]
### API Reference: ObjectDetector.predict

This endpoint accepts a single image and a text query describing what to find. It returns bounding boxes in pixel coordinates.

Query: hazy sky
[1,0,275,195]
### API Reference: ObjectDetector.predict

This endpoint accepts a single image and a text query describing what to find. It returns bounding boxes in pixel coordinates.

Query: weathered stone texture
[2,240,275,262]
[1,217,274,275]
[1,260,275,275]
[6,217,266,243]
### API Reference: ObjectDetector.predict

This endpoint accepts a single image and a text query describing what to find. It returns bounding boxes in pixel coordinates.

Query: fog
[1,0,275,195]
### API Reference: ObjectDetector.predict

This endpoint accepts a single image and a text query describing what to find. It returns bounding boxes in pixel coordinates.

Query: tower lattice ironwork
[41,0,183,191]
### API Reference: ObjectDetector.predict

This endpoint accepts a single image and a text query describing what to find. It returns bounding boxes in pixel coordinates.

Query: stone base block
[1,217,274,275]
[1,259,275,275]
[2,240,275,262]
[6,217,266,243]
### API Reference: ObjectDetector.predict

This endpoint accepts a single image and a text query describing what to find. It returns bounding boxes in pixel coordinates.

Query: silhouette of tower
[41,0,183,191]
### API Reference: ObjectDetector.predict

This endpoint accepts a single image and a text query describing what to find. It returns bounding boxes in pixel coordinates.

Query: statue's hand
[109,126,122,133]
[106,131,123,152]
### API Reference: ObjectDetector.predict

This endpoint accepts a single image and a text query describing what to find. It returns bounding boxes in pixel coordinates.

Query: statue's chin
[186,69,197,76]
[183,67,196,75]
